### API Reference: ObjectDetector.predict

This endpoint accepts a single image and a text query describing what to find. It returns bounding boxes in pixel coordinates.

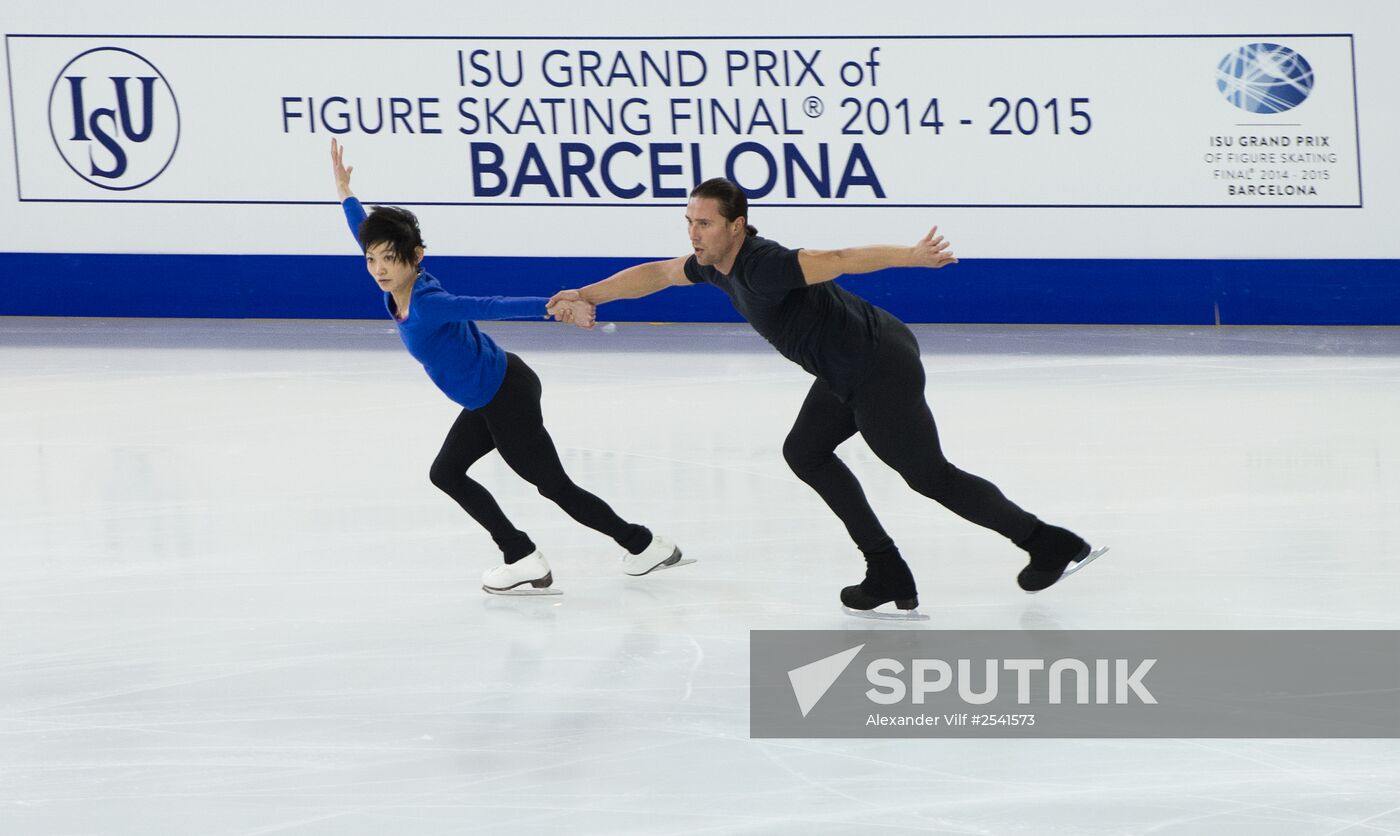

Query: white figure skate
[482,551,562,596]
[620,534,694,576]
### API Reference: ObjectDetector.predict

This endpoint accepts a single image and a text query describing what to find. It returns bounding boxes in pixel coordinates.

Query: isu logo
[47,47,180,190]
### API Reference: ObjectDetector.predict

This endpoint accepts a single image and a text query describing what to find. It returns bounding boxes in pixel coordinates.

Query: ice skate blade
[842,605,931,622]
[625,549,696,577]
[482,585,562,596]
[1025,545,1110,595]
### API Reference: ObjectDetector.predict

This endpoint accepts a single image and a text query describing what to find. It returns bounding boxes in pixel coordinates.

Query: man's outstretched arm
[548,256,692,327]
[571,255,693,305]
[796,226,957,285]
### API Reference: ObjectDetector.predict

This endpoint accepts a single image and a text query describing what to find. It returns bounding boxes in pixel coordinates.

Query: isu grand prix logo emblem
[47,47,181,190]
[1216,43,1315,114]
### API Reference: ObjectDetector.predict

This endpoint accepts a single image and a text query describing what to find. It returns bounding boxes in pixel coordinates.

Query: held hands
[547,290,596,329]
[330,138,354,201]
[911,226,958,269]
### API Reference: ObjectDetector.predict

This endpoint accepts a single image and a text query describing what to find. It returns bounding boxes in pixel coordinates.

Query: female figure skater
[552,178,1103,617]
[330,139,683,594]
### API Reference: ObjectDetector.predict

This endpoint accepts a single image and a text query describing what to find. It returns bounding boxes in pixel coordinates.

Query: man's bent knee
[783,436,834,479]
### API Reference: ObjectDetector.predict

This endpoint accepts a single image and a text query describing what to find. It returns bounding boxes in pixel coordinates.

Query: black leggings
[781,322,1039,558]
[428,353,651,562]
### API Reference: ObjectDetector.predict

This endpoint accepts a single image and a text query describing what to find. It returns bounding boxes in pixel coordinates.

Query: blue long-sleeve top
[342,197,548,409]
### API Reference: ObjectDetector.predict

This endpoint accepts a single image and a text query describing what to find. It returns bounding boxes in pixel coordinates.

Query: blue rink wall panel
[1,253,1397,325]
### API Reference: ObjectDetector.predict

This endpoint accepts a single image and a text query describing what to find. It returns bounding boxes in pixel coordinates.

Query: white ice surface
[3,318,1399,835]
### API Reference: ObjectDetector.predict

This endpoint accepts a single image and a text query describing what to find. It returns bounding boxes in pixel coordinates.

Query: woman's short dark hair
[357,205,426,266]
[689,178,758,237]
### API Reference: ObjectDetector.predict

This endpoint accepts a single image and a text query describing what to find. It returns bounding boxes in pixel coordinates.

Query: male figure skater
[552,178,1104,616]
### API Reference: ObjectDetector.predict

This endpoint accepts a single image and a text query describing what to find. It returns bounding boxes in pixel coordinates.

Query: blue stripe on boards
[1,253,1396,325]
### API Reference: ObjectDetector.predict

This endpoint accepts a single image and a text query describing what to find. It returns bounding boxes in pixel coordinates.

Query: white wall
[3,0,1397,260]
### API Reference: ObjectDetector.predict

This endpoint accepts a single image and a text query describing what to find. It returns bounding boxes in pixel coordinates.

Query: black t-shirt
[684,235,893,400]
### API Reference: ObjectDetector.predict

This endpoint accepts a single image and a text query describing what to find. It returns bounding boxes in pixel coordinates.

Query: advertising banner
[7,35,1363,208]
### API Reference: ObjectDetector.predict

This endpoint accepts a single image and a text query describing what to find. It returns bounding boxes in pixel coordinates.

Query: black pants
[782,321,1039,558]
[428,353,651,562]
